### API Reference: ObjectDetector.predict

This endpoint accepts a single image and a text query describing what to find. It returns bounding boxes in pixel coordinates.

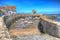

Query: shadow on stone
[38,21,44,33]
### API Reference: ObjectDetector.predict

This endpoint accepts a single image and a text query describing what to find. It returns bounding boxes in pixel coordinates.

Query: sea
[46,14,60,22]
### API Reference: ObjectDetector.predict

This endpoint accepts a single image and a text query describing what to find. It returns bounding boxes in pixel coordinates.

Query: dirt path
[9,27,40,36]
[9,18,40,36]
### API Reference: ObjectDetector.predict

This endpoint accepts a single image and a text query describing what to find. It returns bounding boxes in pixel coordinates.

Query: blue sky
[0,0,60,14]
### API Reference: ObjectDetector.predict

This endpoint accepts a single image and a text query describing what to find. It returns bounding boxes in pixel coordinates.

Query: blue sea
[46,14,60,22]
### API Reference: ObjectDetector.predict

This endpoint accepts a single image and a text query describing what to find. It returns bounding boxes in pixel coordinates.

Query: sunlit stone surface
[0,16,12,40]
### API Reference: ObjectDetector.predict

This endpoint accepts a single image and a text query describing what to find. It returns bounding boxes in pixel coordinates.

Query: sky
[0,0,60,14]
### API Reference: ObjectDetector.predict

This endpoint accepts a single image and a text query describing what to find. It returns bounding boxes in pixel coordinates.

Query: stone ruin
[0,16,12,40]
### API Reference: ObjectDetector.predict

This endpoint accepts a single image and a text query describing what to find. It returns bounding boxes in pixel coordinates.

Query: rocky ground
[12,34,60,40]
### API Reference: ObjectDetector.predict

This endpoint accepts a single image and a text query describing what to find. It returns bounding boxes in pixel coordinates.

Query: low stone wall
[0,16,12,40]
[40,16,60,38]
[4,14,21,29]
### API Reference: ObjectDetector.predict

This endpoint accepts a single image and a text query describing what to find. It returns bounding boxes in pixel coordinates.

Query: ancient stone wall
[40,16,60,38]
[0,16,12,40]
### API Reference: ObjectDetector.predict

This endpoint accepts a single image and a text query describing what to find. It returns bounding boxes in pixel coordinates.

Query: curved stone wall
[40,15,60,38]
[4,15,21,29]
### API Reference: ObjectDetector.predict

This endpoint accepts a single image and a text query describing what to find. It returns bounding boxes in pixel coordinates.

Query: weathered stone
[0,16,12,40]
[40,16,60,38]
